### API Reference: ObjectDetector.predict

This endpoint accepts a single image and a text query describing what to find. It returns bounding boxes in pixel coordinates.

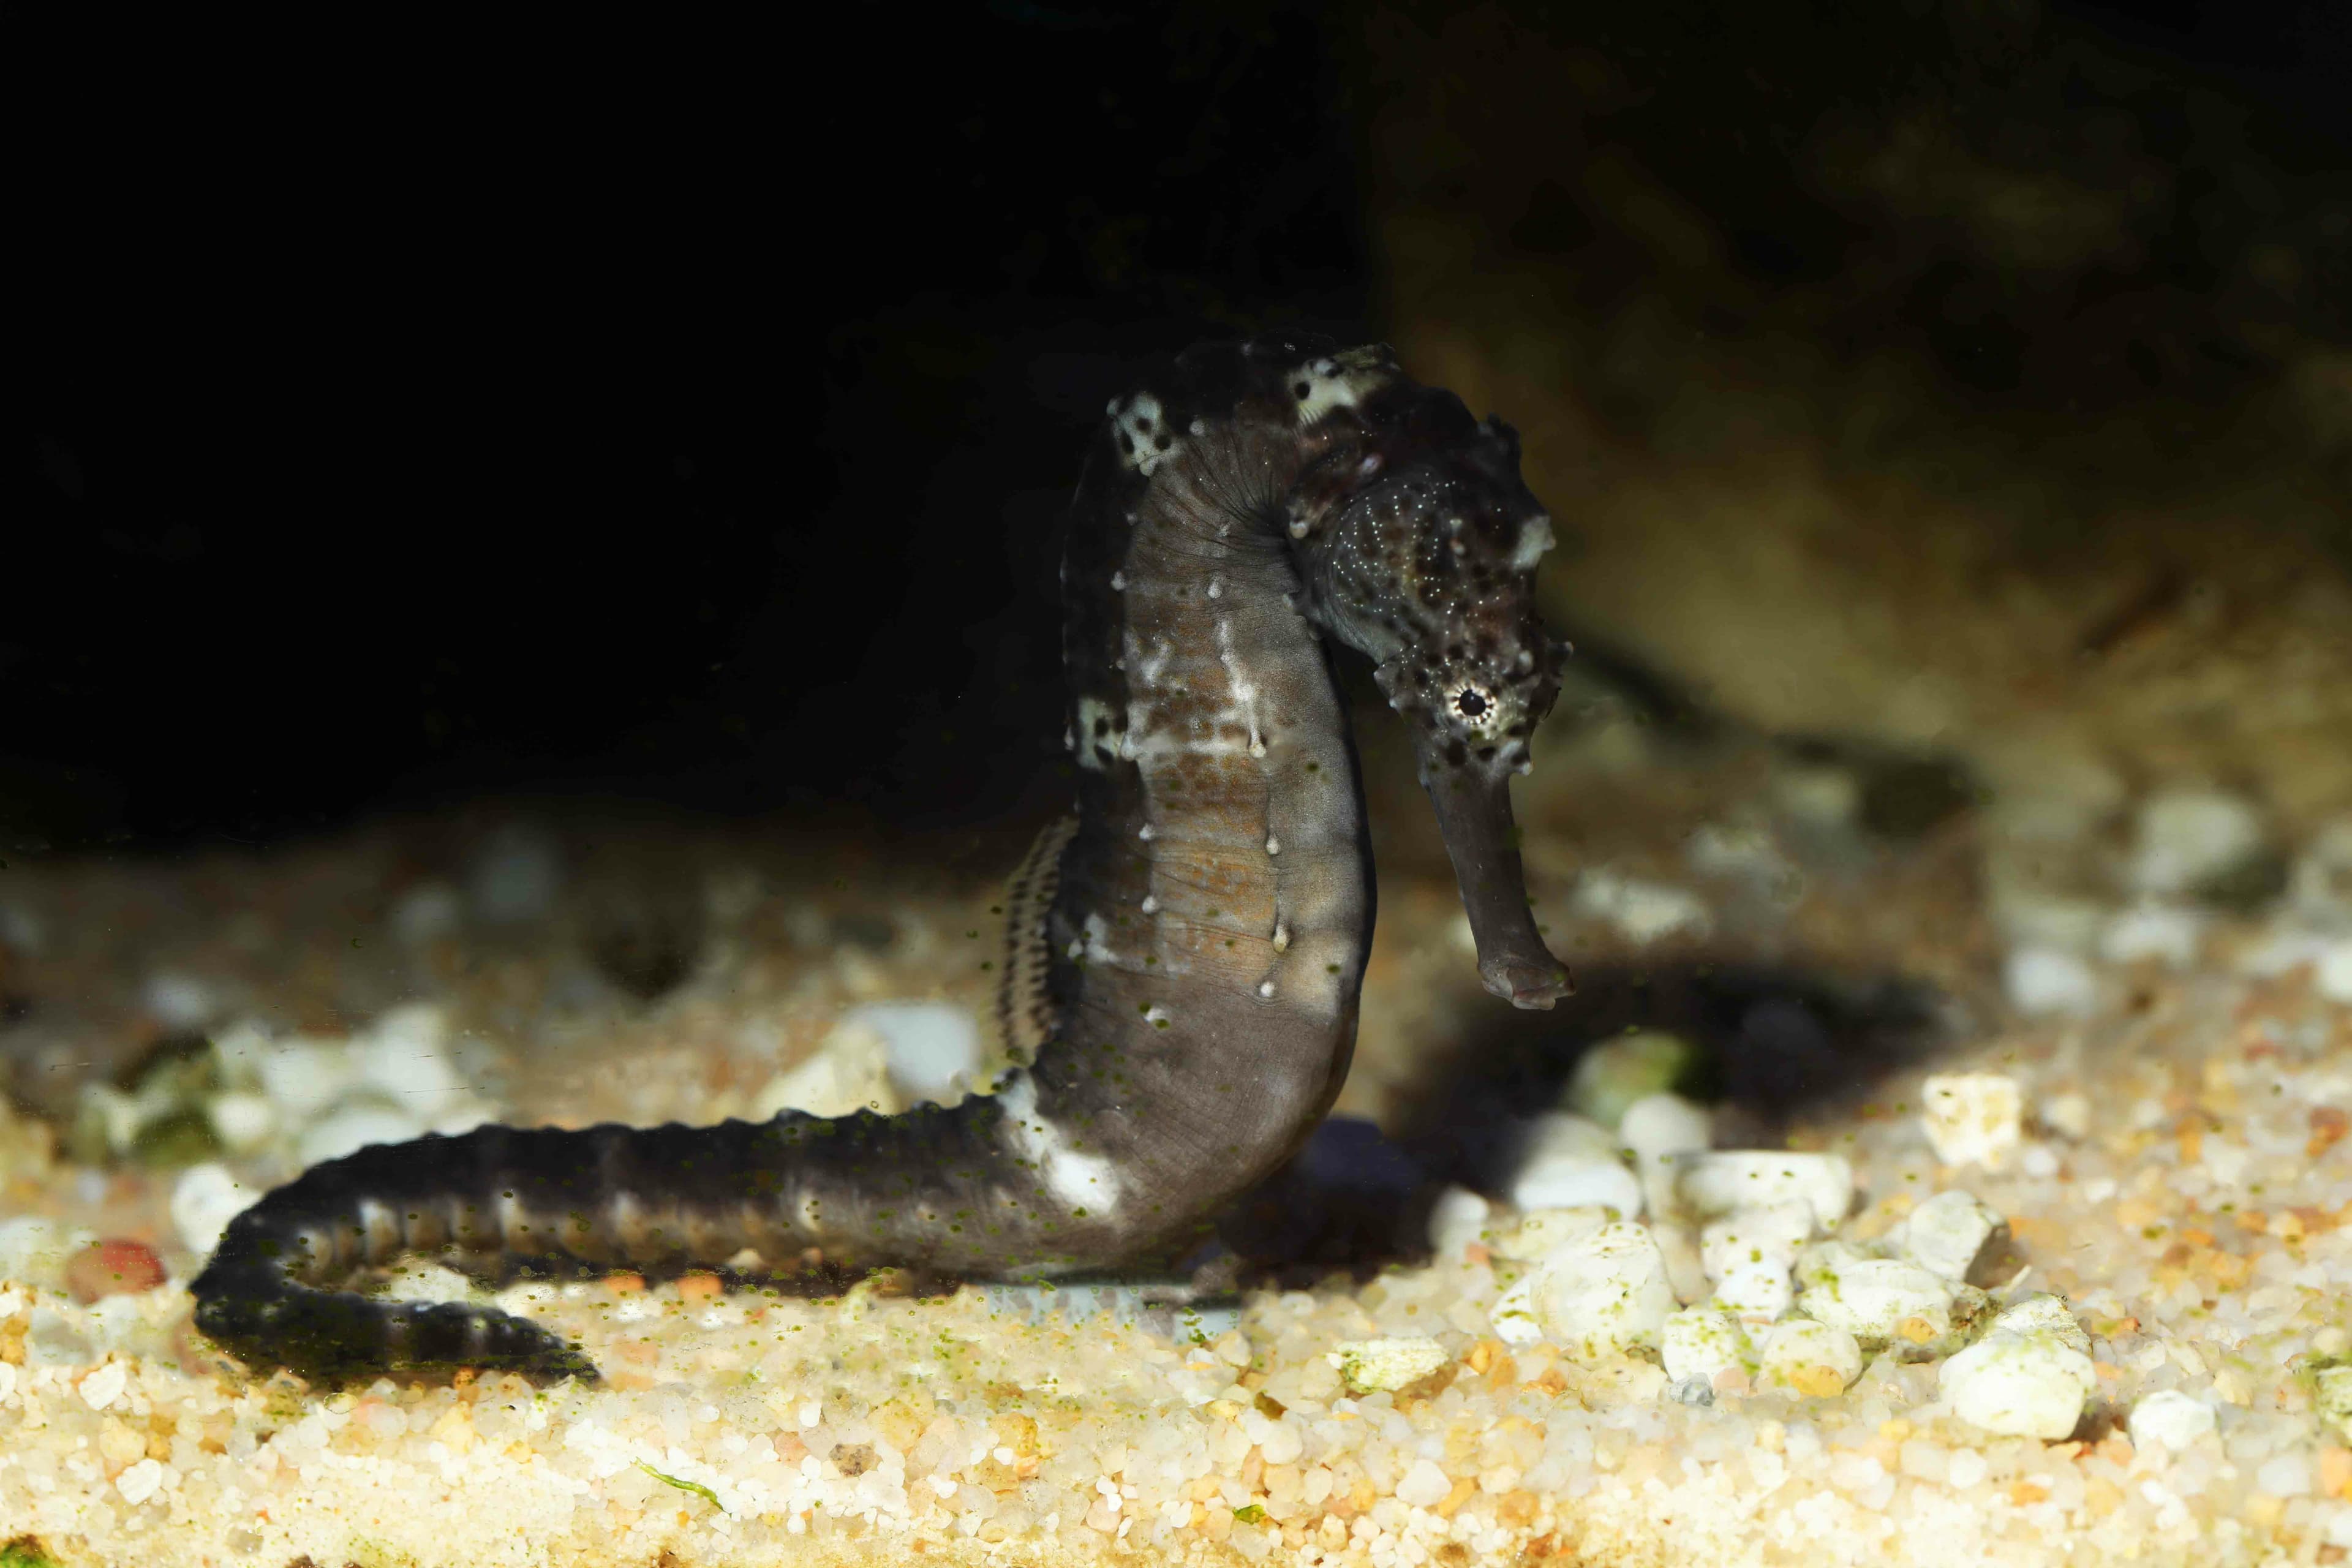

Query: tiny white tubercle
[1138,824,1155,841]
[1140,895,1159,914]
[1265,834,1282,856]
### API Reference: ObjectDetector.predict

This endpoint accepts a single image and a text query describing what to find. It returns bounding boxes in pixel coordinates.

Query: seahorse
[189,334,1571,1382]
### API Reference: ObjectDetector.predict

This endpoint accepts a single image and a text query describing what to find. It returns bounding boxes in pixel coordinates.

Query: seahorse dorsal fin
[997,813,1077,1065]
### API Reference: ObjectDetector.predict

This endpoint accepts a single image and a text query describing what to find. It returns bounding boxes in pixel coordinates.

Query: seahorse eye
[1451,685,1492,721]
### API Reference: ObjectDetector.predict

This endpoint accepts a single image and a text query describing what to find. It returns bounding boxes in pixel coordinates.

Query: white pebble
[296,1103,426,1167]
[2258,1453,2312,1497]
[1677,1150,1853,1231]
[1490,1207,1611,1263]
[1619,1093,1711,1215]
[170,1163,255,1256]
[1326,1336,1450,1394]
[2128,1389,2216,1450]
[255,1037,358,1120]
[389,880,465,946]
[1510,1151,1643,1219]
[2003,946,2098,1016]
[1771,764,1861,830]
[1700,1201,1815,1282]
[79,1360,128,1411]
[1756,1317,1863,1396]
[1395,1458,1452,1509]
[1711,1261,1795,1323]
[1660,1307,1751,1386]
[1425,1186,1491,1261]
[2039,1091,2092,1140]
[467,822,564,923]
[2310,1365,2352,1442]
[1796,1256,1954,1348]
[1570,870,1713,945]
[1565,1033,1694,1128]
[2320,940,2352,1005]
[748,1022,900,1120]
[1517,1221,1676,1357]
[1898,1189,2004,1281]
[2098,902,2205,967]
[1920,1073,2024,1169]
[205,1091,277,1153]
[1937,1330,2094,1438]
[2291,819,2352,921]
[845,1001,983,1104]
[141,970,218,1030]
[351,1003,466,1117]
[1510,1113,1643,1216]
[116,1457,166,1504]
[1489,1272,1547,1347]
[2131,788,2267,897]
[0,1217,98,1292]
[1985,1297,2098,1354]
[78,1084,145,1156]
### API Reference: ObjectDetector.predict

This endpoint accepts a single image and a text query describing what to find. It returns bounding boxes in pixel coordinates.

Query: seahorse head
[1294,399,1564,780]
[1289,383,1573,1008]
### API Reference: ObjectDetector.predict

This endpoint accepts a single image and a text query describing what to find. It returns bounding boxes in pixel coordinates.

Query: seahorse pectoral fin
[1420,763,1571,1010]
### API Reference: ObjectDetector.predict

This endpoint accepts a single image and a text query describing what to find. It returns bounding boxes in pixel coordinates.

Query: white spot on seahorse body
[995,1071,1122,1216]
[358,1197,401,1256]
[1110,570,1126,592]
[1109,391,1180,477]
[1140,895,1159,914]
[606,1191,645,1250]
[1265,834,1282,856]
[1207,576,1223,599]
[1080,913,1118,965]
[1213,619,1266,757]
[1142,1004,1169,1026]
[1137,824,1155,841]
[1189,418,1207,437]
[1257,979,1276,999]
[1510,513,1556,573]
[1138,638,1172,687]
[1074,695,1118,772]
[1290,345,1397,426]
[1272,921,1291,952]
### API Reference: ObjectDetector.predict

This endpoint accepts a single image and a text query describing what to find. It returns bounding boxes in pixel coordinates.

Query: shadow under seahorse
[189,334,1572,1382]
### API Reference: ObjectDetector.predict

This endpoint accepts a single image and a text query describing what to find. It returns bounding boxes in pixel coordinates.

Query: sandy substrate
[3,754,2352,1566]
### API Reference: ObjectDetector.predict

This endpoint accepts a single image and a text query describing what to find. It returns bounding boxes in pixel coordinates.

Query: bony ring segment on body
[189,334,1572,1382]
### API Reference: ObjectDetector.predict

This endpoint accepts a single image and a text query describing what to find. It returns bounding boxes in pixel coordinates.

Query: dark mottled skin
[188,334,1570,1383]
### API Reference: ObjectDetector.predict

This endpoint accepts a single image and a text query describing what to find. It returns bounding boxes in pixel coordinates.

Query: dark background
[8,0,2346,855]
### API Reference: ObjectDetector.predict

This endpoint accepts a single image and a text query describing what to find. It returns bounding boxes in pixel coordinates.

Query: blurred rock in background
[1338,1,2352,928]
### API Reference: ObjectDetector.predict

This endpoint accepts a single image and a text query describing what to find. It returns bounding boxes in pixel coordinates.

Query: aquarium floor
[1,794,2349,1567]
